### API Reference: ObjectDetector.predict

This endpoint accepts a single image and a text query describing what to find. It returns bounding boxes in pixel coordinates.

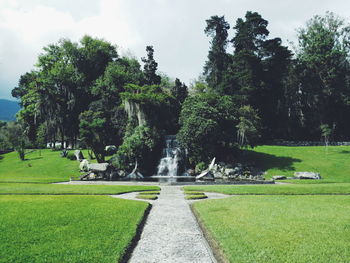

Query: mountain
[0,99,20,121]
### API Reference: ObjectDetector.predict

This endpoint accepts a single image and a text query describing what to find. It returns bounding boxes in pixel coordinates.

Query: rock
[187,169,195,176]
[88,163,109,172]
[118,170,126,177]
[79,159,89,172]
[294,172,321,179]
[105,145,117,155]
[272,175,287,180]
[224,168,235,176]
[213,171,223,179]
[87,172,97,180]
[74,150,84,161]
[196,170,214,181]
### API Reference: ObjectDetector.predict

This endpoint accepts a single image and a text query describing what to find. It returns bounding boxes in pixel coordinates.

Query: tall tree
[296,12,350,139]
[203,15,230,92]
[141,46,161,85]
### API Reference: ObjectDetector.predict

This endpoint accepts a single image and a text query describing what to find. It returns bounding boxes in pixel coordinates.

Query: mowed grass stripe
[0,183,160,195]
[184,183,350,195]
[0,195,149,263]
[193,195,350,263]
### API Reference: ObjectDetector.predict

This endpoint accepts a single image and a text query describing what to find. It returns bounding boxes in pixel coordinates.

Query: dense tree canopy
[11,11,350,169]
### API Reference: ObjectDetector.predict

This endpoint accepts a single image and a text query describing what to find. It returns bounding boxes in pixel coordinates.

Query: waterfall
[156,135,184,177]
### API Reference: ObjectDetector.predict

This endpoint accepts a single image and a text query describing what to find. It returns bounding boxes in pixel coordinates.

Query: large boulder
[294,172,321,179]
[79,159,89,172]
[88,163,109,172]
[74,150,84,161]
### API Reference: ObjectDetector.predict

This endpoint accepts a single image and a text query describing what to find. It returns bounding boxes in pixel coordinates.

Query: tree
[2,122,27,160]
[295,12,350,139]
[203,15,230,91]
[177,93,237,165]
[141,46,161,85]
[236,105,261,148]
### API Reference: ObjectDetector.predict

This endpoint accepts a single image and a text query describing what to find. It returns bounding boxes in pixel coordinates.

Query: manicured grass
[0,195,149,263]
[184,191,206,195]
[0,183,160,195]
[193,195,350,263]
[0,149,84,183]
[184,183,350,195]
[185,194,207,200]
[141,191,160,195]
[247,145,350,183]
[136,194,158,200]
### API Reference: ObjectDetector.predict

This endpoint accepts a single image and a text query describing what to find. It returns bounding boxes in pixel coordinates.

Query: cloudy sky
[0,0,349,100]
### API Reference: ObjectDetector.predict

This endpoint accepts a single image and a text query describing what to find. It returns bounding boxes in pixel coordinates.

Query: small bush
[195,162,206,174]
[136,194,158,200]
[66,152,76,161]
[185,194,208,200]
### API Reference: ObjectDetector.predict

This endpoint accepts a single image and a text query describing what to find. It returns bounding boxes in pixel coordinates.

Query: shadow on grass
[339,150,350,154]
[244,150,302,172]
[24,156,43,161]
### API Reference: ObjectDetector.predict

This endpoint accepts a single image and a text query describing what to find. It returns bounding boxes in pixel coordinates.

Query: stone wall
[268,140,350,146]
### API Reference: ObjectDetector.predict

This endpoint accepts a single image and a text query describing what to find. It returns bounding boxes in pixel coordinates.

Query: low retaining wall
[167,180,275,186]
[268,141,350,146]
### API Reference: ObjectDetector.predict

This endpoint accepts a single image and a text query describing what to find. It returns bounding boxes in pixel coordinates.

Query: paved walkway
[113,186,217,263]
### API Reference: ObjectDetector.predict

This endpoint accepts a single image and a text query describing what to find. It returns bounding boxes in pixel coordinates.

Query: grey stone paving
[114,186,217,263]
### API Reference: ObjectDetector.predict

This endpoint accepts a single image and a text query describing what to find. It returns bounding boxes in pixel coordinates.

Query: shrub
[195,162,207,174]
[111,125,161,175]
[66,152,77,161]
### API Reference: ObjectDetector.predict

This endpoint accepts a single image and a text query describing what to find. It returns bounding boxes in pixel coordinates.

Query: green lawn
[0,183,159,195]
[184,183,350,195]
[247,145,350,183]
[0,195,149,263]
[0,149,84,183]
[193,195,350,263]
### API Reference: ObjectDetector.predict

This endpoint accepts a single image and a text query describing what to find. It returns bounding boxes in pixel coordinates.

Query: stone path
[112,186,218,263]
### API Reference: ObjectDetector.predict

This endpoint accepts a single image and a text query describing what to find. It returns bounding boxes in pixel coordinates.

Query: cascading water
[156,135,185,177]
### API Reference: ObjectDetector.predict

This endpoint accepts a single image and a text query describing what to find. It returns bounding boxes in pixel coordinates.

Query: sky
[1,0,350,100]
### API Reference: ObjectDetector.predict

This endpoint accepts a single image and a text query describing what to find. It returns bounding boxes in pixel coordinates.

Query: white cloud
[0,0,141,99]
[1,0,350,99]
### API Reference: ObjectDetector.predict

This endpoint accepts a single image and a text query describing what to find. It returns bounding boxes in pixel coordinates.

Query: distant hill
[0,99,20,121]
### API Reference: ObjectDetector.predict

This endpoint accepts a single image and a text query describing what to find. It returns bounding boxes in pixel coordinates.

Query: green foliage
[122,84,170,106]
[141,45,161,85]
[236,105,260,147]
[1,122,27,160]
[195,162,207,174]
[292,12,350,139]
[111,125,161,174]
[204,15,230,90]
[0,195,149,263]
[79,110,108,162]
[66,151,76,160]
[193,195,350,263]
[178,93,238,165]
